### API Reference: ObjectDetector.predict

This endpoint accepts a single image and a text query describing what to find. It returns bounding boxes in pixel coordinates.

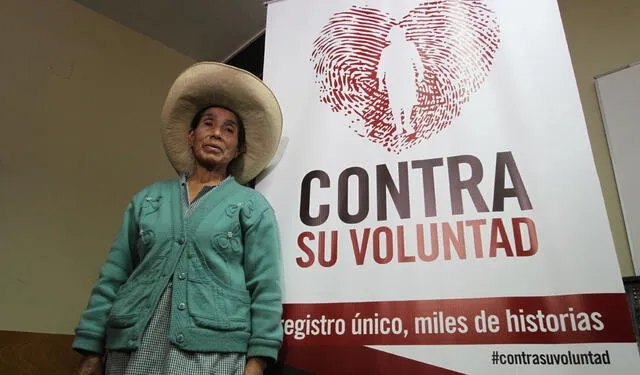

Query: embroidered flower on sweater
[141,195,162,216]
[225,199,255,219]
[139,228,156,247]
[225,203,240,217]
[212,224,242,254]
[241,199,255,219]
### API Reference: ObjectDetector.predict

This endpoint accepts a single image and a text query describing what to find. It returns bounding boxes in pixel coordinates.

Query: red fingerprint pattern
[311,1,500,153]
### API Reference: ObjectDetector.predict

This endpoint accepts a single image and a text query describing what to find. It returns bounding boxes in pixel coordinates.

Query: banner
[259,0,640,373]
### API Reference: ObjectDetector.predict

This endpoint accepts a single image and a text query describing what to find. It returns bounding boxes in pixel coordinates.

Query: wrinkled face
[188,107,245,171]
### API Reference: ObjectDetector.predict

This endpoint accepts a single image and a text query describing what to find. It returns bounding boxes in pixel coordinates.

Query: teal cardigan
[72,176,283,360]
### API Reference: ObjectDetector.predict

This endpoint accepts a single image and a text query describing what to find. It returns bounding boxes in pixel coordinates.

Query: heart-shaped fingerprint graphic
[311,0,500,153]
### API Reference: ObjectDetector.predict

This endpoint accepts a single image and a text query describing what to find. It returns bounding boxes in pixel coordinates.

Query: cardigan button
[178,273,186,280]
[176,334,185,343]
[177,237,185,245]
[177,302,186,310]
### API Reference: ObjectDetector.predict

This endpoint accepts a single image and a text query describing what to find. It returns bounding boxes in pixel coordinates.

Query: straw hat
[160,62,282,184]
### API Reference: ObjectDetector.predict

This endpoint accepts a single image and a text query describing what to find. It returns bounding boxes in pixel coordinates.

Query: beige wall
[558,0,640,276]
[0,0,193,333]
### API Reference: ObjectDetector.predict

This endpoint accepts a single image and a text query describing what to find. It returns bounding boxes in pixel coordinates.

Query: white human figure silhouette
[377,26,426,136]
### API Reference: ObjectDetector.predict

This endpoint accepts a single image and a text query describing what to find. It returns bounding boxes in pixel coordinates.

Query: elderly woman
[73,62,283,375]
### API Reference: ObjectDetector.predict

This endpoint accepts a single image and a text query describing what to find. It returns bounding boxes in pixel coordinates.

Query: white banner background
[258,0,640,373]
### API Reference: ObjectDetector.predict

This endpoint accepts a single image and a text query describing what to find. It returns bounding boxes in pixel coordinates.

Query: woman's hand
[244,357,268,375]
[76,354,103,375]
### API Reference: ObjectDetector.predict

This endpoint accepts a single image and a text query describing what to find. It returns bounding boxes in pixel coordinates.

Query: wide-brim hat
[160,62,282,184]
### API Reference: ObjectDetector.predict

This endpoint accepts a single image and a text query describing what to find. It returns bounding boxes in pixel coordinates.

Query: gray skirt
[105,284,246,375]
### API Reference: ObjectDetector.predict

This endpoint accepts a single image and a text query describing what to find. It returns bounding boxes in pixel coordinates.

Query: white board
[595,62,640,276]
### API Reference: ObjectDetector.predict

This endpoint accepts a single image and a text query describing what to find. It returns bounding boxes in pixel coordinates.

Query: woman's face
[188,107,244,171]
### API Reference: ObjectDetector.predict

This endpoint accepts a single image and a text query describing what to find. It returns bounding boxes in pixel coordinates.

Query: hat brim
[160,62,282,185]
